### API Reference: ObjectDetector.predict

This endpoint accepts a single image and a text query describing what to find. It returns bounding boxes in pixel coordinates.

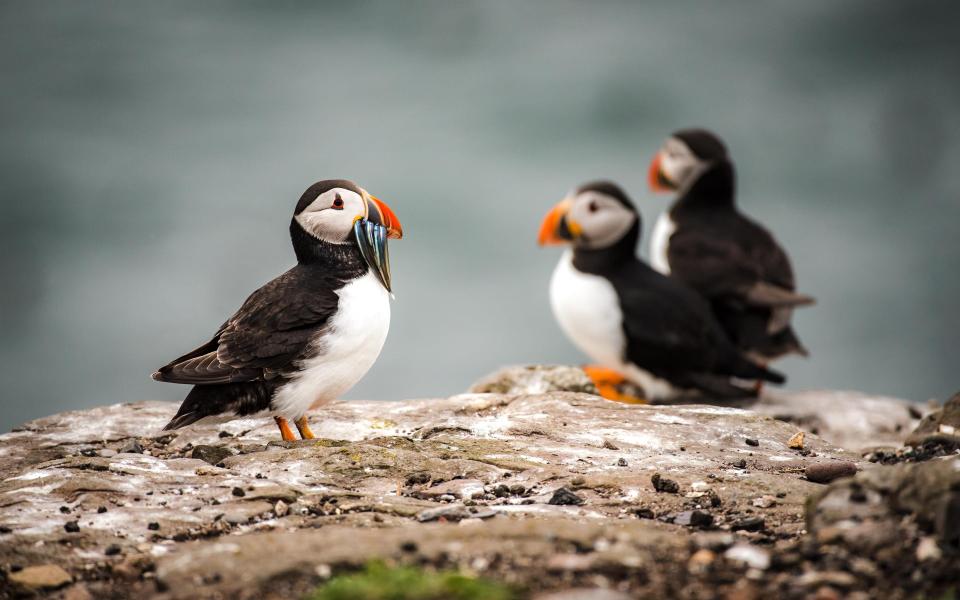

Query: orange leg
[752,360,768,395]
[274,416,297,441]
[582,365,647,405]
[294,415,315,440]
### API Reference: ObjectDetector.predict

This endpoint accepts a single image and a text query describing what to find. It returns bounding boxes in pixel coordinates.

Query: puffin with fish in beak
[153,179,403,440]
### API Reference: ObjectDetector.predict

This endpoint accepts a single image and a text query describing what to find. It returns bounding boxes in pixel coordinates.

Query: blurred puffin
[538,180,784,401]
[648,128,814,363]
[153,179,402,440]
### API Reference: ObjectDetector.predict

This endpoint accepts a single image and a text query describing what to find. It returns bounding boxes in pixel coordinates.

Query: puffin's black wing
[613,263,785,386]
[153,266,340,385]
[667,216,813,308]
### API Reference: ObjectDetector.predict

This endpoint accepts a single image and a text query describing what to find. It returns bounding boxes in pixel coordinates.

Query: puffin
[152,179,403,440]
[538,180,785,402]
[647,128,814,363]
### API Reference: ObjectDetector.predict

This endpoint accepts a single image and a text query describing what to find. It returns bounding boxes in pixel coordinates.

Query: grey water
[2,1,958,431]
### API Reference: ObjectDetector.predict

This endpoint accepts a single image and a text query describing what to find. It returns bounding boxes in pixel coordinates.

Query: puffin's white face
[295,187,367,244]
[539,188,637,250]
[653,137,708,192]
[567,189,637,250]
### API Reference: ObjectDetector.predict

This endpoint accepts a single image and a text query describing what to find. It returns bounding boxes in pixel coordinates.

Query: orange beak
[366,195,403,239]
[538,198,577,246]
[648,152,675,192]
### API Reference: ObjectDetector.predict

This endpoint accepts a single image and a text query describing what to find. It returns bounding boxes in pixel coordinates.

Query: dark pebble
[805,461,858,484]
[64,520,80,533]
[173,533,189,542]
[191,445,232,465]
[732,459,747,469]
[745,438,759,447]
[708,490,722,507]
[731,516,765,532]
[617,458,628,467]
[400,541,418,553]
[120,440,144,454]
[218,430,233,438]
[494,484,511,498]
[674,510,714,528]
[97,506,108,513]
[548,487,585,506]
[509,484,526,495]
[80,448,98,457]
[231,487,246,497]
[105,544,122,556]
[147,522,160,531]
[634,507,655,519]
[405,471,431,486]
[59,506,71,514]
[651,473,679,494]
[0,525,12,534]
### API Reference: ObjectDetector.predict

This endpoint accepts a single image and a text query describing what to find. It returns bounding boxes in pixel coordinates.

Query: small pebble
[64,521,80,533]
[147,522,160,531]
[509,484,526,495]
[745,438,759,447]
[59,506,71,514]
[494,484,510,498]
[732,459,747,469]
[97,506,108,513]
[119,440,144,454]
[104,544,122,556]
[548,487,585,506]
[788,431,805,450]
[634,507,655,519]
[231,487,246,497]
[617,457,628,467]
[730,516,765,532]
[674,510,714,528]
[651,473,679,494]
[752,495,777,508]
[805,461,857,484]
[405,472,431,486]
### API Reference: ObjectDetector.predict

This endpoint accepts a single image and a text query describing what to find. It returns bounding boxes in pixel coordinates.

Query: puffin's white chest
[549,251,627,370]
[649,212,676,275]
[272,271,390,418]
[549,251,677,400]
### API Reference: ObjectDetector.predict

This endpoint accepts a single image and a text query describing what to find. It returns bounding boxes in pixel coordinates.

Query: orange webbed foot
[582,365,647,404]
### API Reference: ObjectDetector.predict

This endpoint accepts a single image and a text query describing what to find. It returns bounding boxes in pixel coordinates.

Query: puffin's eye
[332,196,344,210]
[588,201,599,213]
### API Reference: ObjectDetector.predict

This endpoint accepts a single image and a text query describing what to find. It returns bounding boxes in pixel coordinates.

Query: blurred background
[2,1,958,431]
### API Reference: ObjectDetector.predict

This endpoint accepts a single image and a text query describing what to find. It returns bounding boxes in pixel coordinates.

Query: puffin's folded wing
[666,229,762,298]
[153,270,341,384]
[618,287,719,373]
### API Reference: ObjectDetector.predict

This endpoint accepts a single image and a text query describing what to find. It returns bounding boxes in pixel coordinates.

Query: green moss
[305,562,516,600]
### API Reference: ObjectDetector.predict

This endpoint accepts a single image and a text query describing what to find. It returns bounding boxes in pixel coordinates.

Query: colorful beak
[355,193,403,292]
[538,198,579,246]
[648,152,676,192]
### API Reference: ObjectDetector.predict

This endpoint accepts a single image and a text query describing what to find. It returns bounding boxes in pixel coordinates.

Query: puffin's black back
[663,130,812,360]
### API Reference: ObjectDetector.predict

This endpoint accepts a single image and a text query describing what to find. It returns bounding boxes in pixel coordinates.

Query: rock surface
[0,376,955,599]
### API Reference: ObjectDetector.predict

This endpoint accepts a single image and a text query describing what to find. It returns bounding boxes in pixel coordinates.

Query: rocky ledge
[0,367,957,599]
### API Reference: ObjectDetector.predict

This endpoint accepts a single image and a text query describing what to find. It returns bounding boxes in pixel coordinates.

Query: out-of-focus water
[2,1,958,431]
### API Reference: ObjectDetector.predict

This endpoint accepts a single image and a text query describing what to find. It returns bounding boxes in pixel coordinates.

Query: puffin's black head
[648,128,730,193]
[538,180,640,250]
[291,179,403,291]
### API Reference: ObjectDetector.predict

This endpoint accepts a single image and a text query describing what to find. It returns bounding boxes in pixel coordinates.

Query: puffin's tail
[733,356,786,385]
